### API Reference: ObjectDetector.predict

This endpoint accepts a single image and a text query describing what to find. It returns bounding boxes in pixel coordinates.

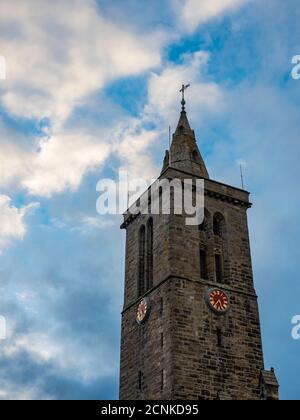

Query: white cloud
[0,138,31,187]
[178,0,248,32]
[146,51,224,125]
[0,383,53,401]
[77,216,118,232]
[22,131,110,197]
[0,0,167,199]
[0,0,241,202]
[0,0,162,127]
[4,331,116,383]
[0,126,110,197]
[0,50,223,202]
[0,195,39,253]
[51,214,118,233]
[115,119,160,181]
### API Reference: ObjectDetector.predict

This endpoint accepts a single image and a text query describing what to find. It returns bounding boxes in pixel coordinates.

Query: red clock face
[207,289,229,314]
[136,298,151,325]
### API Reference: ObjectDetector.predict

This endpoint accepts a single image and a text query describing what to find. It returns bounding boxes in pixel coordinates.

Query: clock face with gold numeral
[136,298,151,325]
[206,288,229,315]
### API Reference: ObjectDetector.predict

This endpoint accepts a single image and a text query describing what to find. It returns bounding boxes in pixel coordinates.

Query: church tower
[119,92,279,400]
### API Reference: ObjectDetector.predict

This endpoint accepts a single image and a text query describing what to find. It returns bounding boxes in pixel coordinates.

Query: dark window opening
[148,193,152,213]
[213,219,221,236]
[213,213,224,237]
[138,225,145,297]
[159,187,163,215]
[192,150,198,162]
[161,333,164,348]
[215,254,223,283]
[146,218,153,291]
[200,249,208,280]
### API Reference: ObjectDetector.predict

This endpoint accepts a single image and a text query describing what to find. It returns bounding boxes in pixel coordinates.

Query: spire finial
[179,84,190,112]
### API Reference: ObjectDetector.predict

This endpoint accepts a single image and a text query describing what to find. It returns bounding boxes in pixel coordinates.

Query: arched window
[159,187,163,215]
[192,150,198,162]
[215,253,223,283]
[213,213,225,237]
[199,210,211,280]
[138,225,146,297]
[146,218,153,291]
[212,213,228,284]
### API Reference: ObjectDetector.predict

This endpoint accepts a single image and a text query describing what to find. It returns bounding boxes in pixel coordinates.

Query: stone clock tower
[119,96,279,400]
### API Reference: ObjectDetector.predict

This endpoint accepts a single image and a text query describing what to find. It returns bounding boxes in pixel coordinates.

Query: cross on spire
[180,84,190,111]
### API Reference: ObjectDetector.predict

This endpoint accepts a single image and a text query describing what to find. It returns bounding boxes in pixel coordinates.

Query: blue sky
[0,0,299,400]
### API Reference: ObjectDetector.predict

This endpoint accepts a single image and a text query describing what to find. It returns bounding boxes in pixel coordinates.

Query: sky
[0,0,299,400]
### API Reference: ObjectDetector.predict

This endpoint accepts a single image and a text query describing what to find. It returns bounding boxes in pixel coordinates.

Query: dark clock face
[136,298,151,325]
[206,289,229,315]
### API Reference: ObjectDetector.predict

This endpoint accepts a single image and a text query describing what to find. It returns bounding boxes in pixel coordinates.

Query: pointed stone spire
[175,109,192,133]
[161,88,209,178]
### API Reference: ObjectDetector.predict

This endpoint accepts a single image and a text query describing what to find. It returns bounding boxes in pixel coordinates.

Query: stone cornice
[204,188,252,209]
[120,172,252,229]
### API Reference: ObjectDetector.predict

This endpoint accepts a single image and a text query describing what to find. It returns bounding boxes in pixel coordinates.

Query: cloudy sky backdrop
[0,0,299,399]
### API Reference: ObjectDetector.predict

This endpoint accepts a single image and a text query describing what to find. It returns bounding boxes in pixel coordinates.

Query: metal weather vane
[180,84,190,111]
